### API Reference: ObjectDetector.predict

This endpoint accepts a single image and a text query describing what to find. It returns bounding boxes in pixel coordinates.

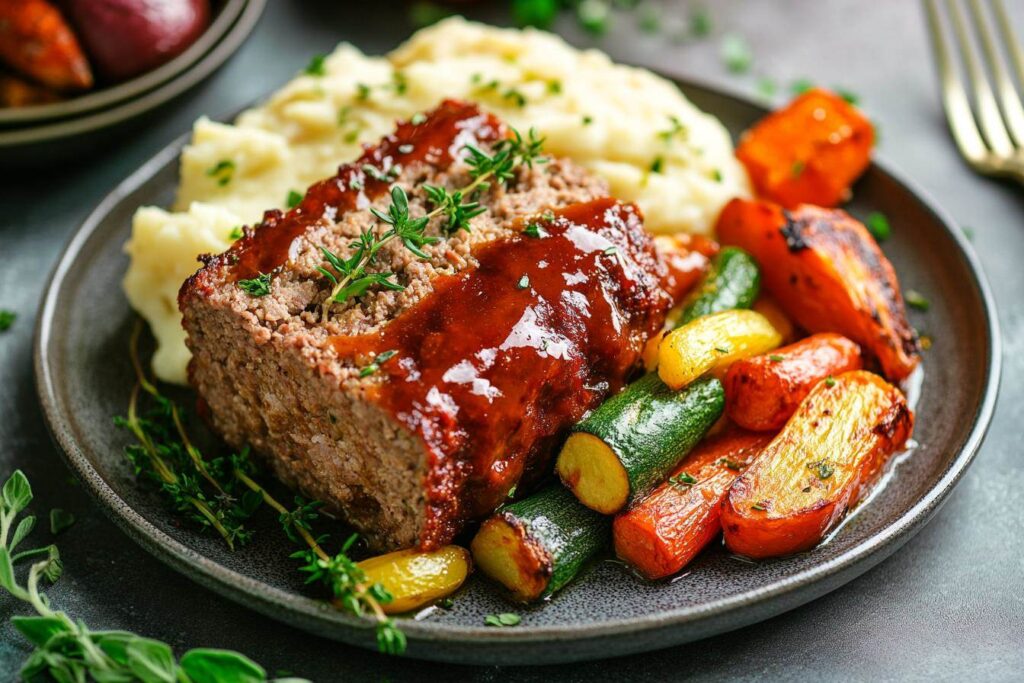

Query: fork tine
[925,0,990,164]
[968,0,1024,146]
[991,0,1024,100]
[947,0,1015,155]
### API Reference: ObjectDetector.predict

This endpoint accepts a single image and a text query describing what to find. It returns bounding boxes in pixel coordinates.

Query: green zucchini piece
[556,375,724,514]
[471,486,609,602]
[678,246,761,326]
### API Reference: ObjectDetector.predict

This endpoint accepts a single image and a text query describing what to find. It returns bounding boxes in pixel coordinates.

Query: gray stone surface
[1,1,1022,680]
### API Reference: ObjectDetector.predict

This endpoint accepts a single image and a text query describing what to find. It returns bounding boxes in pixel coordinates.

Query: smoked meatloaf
[180,100,676,551]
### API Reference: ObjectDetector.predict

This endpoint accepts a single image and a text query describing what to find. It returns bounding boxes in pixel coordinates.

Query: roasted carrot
[724,333,863,432]
[715,198,920,381]
[613,429,772,580]
[0,0,92,90]
[736,88,873,208]
[721,370,913,559]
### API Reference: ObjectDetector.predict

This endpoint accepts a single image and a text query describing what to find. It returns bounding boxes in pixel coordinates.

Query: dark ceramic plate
[34,76,1000,665]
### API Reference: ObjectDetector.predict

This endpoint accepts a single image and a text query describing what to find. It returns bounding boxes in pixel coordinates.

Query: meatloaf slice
[180,101,674,550]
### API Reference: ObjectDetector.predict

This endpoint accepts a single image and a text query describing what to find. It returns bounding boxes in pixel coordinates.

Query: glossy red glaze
[340,198,673,548]
[180,100,504,297]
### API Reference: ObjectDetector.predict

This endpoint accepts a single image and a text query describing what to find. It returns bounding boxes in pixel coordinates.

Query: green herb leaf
[408,1,452,28]
[524,223,548,238]
[304,54,327,77]
[3,470,32,513]
[866,212,891,242]
[49,509,74,536]
[286,190,303,209]
[756,77,776,100]
[751,502,767,511]
[835,87,859,106]
[768,354,784,362]
[205,160,235,187]
[717,457,743,471]
[650,156,664,174]
[513,0,558,28]
[807,460,835,480]
[359,349,398,378]
[179,648,267,683]
[10,615,69,648]
[906,290,930,311]
[582,114,593,125]
[824,375,836,388]
[721,34,752,73]
[791,78,815,95]
[237,273,272,297]
[690,7,712,36]
[126,636,177,683]
[0,310,15,332]
[10,515,35,552]
[485,613,521,627]
[791,160,806,177]
[669,472,698,488]
[577,0,610,35]
[229,226,244,241]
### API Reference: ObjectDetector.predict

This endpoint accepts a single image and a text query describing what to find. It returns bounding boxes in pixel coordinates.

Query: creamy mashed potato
[125,17,749,384]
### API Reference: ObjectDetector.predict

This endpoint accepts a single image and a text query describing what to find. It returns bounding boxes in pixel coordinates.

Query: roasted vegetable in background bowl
[716,199,920,381]
[721,370,914,559]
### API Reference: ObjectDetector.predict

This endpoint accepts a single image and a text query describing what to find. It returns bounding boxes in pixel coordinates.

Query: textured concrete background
[1,1,1023,680]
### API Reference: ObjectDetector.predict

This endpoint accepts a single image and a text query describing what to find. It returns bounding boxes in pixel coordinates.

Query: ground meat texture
[179,101,673,550]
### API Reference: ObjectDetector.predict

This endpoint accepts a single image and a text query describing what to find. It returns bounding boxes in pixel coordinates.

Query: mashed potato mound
[125,17,749,384]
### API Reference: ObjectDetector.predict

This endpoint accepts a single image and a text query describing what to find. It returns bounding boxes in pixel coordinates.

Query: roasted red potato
[724,333,863,431]
[0,0,92,90]
[716,198,920,381]
[721,370,913,559]
[613,430,773,580]
[736,88,873,208]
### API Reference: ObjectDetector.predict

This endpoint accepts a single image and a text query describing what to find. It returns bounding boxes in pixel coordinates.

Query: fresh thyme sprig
[318,126,547,319]
[230,469,406,654]
[0,470,294,682]
[116,323,408,654]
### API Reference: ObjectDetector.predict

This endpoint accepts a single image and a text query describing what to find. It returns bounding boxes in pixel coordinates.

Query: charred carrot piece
[0,0,92,90]
[613,429,773,580]
[715,198,920,381]
[736,88,873,208]
[724,333,863,432]
[721,370,913,559]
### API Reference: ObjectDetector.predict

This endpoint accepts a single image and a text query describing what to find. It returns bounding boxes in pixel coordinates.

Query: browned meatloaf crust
[179,100,674,551]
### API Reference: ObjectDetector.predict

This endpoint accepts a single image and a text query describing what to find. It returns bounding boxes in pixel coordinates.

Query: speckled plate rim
[0,0,266,147]
[33,76,1002,664]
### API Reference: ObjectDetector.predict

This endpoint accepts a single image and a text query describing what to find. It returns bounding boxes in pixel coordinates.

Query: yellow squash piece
[357,545,471,614]
[658,309,782,389]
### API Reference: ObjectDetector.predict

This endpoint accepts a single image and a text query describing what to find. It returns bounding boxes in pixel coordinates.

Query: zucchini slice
[677,246,761,326]
[556,374,725,514]
[471,486,609,602]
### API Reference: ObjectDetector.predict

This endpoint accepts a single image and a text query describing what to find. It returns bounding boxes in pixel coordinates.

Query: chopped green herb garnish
[690,7,712,36]
[286,190,303,209]
[359,349,398,378]
[718,457,743,471]
[547,80,562,94]
[658,115,688,143]
[503,88,527,108]
[0,310,15,332]
[438,597,455,609]
[49,508,75,535]
[756,76,776,100]
[669,472,698,488]
[524,223,548,238]
[484,613,521,627]
[582,115,593,125]
[577,0,610,34]
[603,246,618,256]
[304,54,327,76]
[512,0,558,28]
[516,275,530,290]
[791,160,806,177]
[824,375,836,388]
[768,354,784,362]
[237,273,272,297]
[650,156,665,174]
[205,159,235,187]
[906,290,930,312]
[751,502,767,511]
[392,71,408,95]
[355,82,371,101]
[721,34,752,73]
[408,0,452,28]
[807,460,834,480]
[711,169,723,182]
[835,87,859,106]
[715,346,731,354]
[791,78,815,95]
[866,211,891,242]
[543,210,555,222]
[229,226,244,240]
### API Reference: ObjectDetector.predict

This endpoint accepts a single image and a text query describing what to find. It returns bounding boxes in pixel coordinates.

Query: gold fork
[925,0,1024,182]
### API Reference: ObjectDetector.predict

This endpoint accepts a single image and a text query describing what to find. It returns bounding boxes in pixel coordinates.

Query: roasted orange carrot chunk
[613,430,773,580]
[715,198,920,381]
[0,0,92,90]
[725,333,863,432]
[736,88,873,208]
[721,370,913,559]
